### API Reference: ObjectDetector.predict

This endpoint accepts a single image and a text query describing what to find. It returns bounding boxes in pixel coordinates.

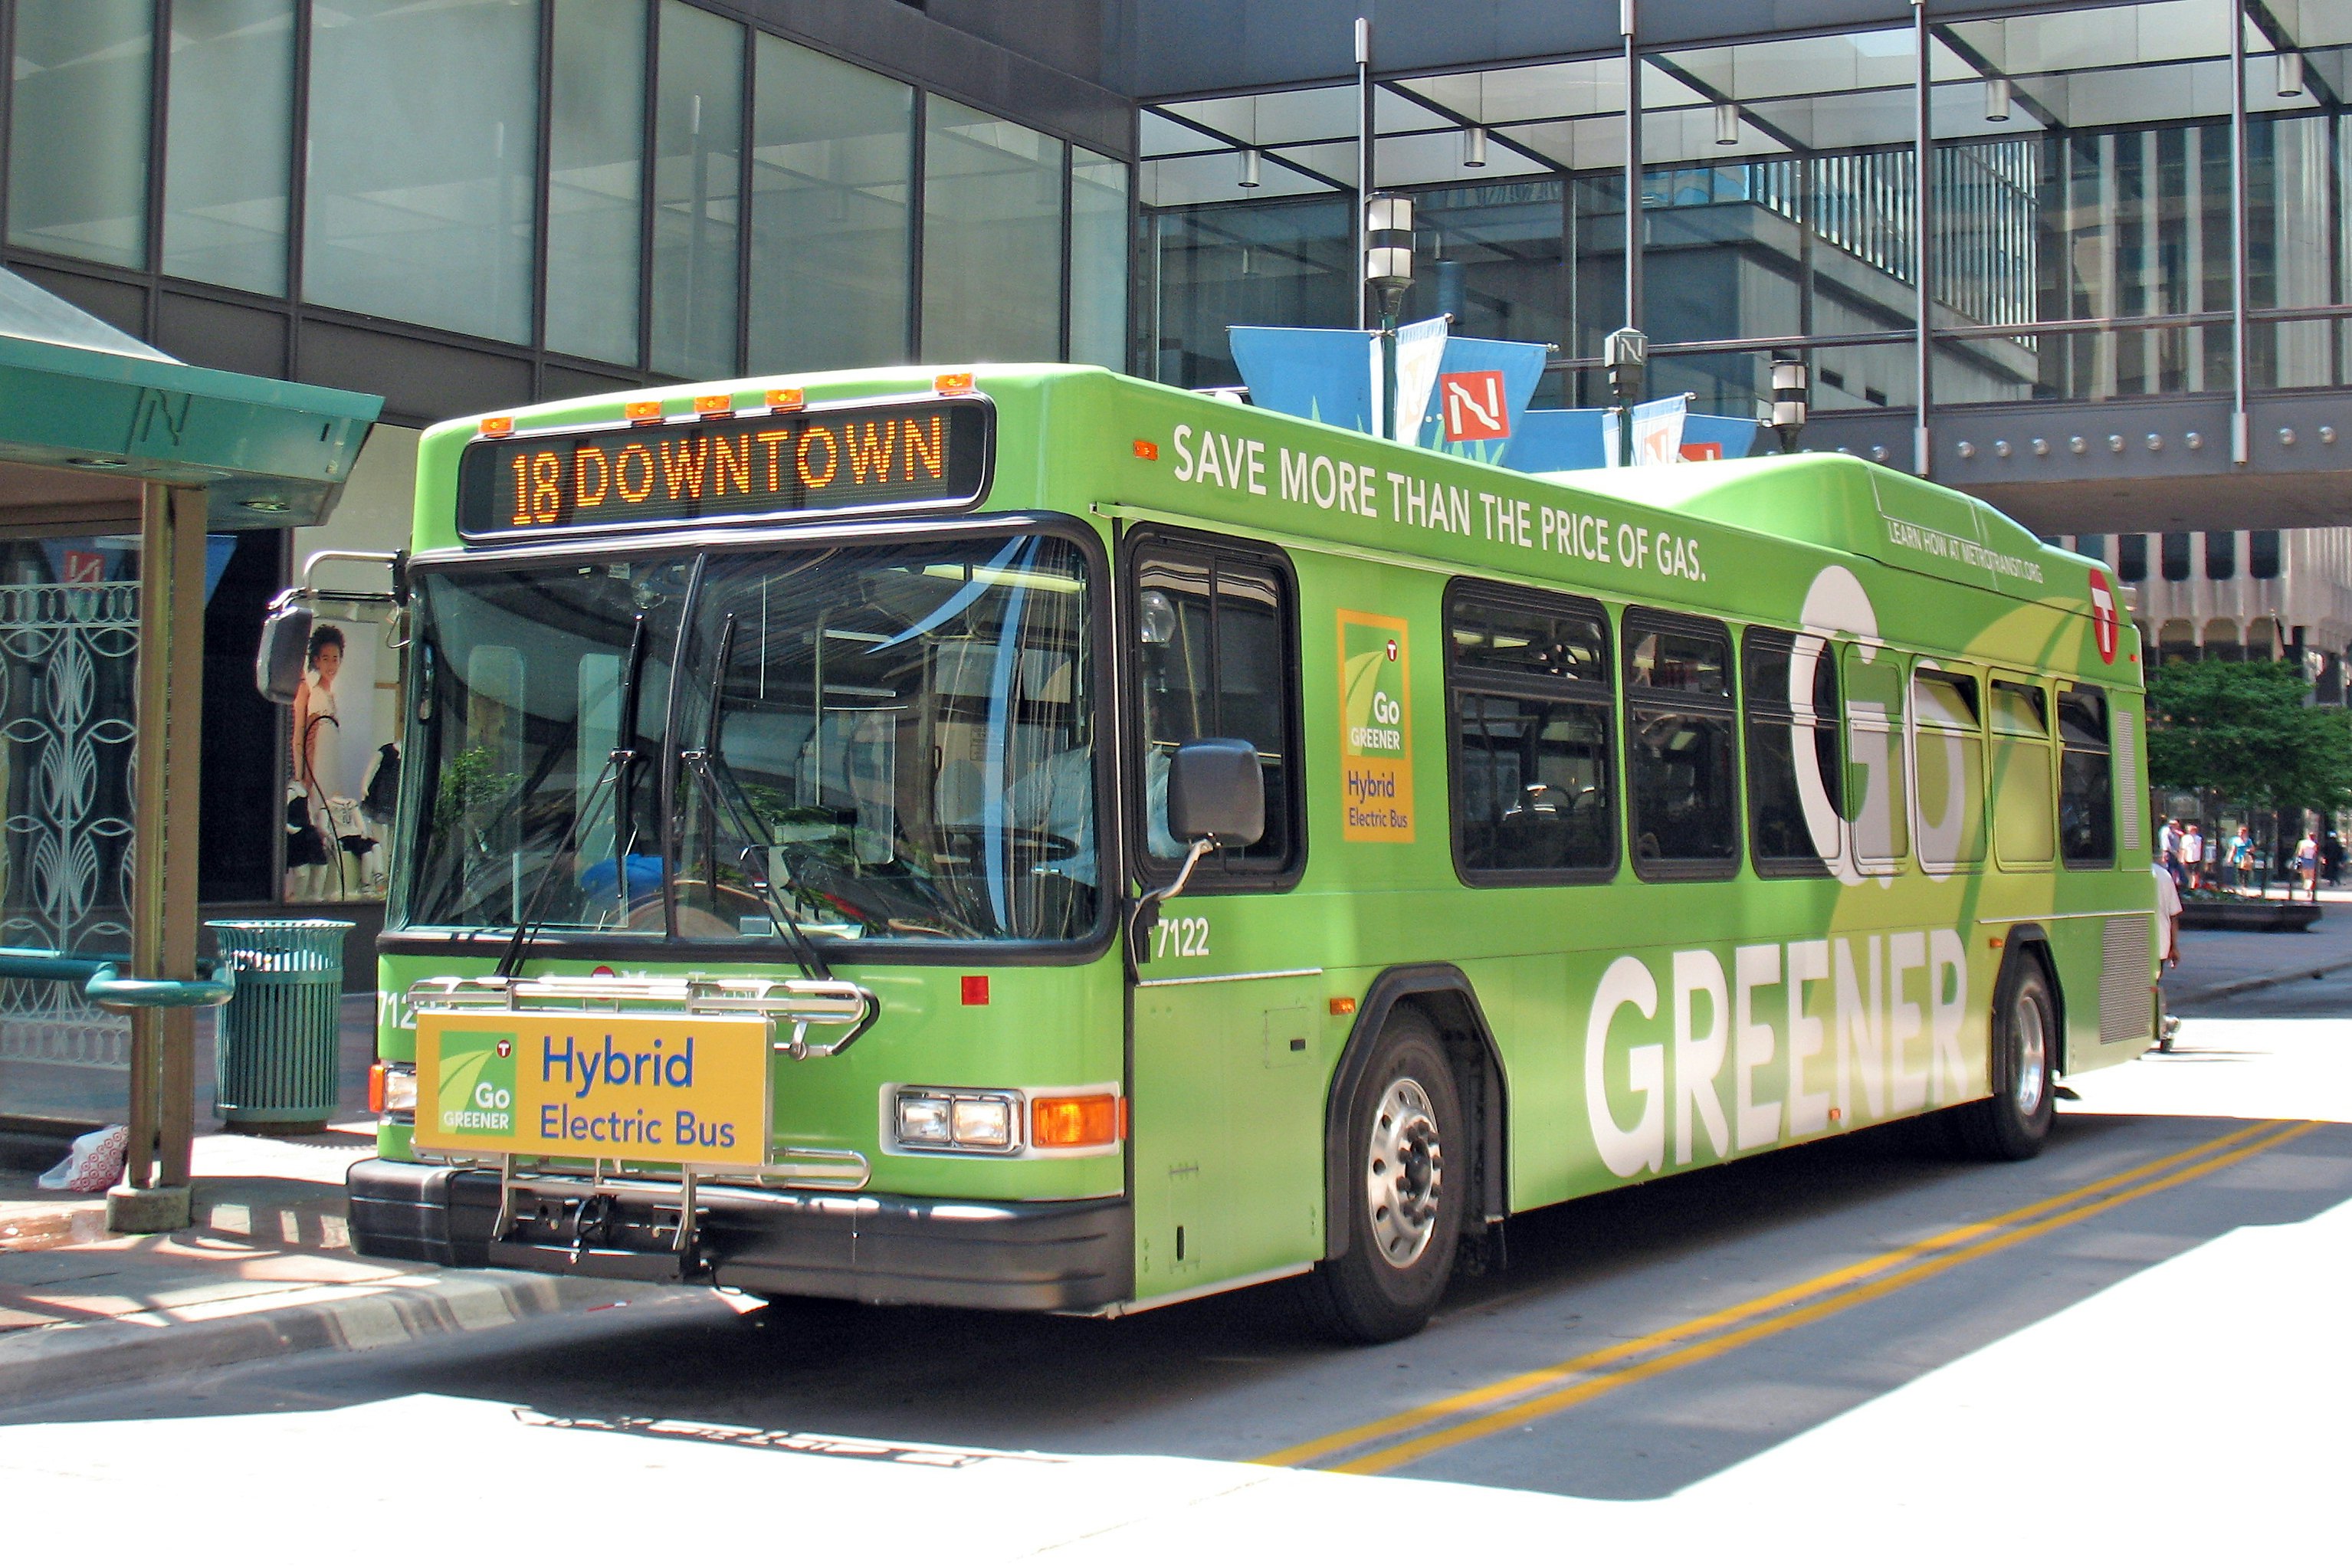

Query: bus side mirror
[255,595,314,705]
[1168,738,1265,849]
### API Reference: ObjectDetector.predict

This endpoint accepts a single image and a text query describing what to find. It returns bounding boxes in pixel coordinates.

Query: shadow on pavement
[12,1099,2347,1506]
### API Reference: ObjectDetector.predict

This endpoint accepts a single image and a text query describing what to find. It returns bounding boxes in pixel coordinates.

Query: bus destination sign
[457,399,991,536]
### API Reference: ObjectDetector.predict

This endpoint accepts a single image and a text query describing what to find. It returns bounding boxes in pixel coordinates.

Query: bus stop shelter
[0,269,379,1232]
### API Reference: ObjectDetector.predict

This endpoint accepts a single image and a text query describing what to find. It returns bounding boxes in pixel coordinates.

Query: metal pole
[1356,16,1372,333]
[1914,0,1933,477]
[1622,0,1642,331]
[2231,0,2252,465]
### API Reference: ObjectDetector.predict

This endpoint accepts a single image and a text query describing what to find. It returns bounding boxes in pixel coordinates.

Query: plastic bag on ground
[36,1125,128,1192]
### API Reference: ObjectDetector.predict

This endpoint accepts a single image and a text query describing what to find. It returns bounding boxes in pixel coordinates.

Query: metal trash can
[207,919,353,1133]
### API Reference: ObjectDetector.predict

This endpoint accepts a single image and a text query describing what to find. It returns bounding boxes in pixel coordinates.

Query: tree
[2144,658,2352,821]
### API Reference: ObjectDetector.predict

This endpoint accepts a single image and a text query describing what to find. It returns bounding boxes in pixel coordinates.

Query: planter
[2179,900,2326,932]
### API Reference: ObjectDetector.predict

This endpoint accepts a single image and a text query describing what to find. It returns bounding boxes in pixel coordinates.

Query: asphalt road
[5,996,2347,1563]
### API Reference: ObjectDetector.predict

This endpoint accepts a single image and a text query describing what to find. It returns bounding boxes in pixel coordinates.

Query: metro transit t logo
[2088,568,2119,664]
[1439,371,1510,442]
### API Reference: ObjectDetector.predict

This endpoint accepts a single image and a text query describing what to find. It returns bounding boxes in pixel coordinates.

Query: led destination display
[458,399,991,536]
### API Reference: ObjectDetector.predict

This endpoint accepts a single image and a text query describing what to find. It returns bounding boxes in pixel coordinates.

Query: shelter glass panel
[0,543,140,1121]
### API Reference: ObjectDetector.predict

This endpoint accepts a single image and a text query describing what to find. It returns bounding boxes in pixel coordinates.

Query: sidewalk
[2169,890,2352,1005]
[0,1124,678,1407]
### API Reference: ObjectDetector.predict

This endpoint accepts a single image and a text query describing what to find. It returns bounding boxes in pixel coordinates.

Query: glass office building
[1129,0,2352,672]
[4,0,2350,960]
[0,0,1133,959]
[5,0,1130,404]
[1142,1,2352,415]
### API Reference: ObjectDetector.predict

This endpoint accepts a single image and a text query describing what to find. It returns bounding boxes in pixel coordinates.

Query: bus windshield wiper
[494,612,650,979]
[675,613,835,981]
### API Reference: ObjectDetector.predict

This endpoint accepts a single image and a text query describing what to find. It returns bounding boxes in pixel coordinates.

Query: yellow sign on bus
[414,1011,771,1171]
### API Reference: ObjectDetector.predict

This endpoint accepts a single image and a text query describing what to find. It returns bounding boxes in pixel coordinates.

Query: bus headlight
[369,1061,417,1117]
[894,1089,1019,1152]
[950,1097,1013,1148]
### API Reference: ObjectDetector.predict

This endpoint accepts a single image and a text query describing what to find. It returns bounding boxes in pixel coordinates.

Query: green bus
[299,363,2154,1343]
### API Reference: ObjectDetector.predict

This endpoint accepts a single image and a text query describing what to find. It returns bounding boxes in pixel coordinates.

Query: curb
[2171,953,2352,1007]
[0,1268,686,1408]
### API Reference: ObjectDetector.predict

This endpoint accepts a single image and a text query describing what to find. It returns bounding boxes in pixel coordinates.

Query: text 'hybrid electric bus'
[268,363,2154,1342]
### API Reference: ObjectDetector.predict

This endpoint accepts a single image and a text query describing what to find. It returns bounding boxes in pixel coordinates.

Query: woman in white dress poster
[286,623,346,900]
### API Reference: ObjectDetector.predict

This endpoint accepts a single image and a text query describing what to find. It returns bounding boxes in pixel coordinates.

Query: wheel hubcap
[1365,1077,1444,1268]
[2012,993,2049,1116]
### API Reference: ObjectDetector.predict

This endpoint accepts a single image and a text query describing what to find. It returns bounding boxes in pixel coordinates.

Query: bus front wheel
[1953,955,2058,1161]
[1302,1012,1462,1343]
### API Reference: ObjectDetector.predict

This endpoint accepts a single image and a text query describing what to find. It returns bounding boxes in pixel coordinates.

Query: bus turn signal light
[478,415,513,438]
[693,393,732,416]
[1329,996,1357,1015]
[367,1061,415,1116]
[1032,1094,1122,1147]
[625,399,662,423]
[934,372,976,395]
[1133,438,1160,461]
[764,387,805,410]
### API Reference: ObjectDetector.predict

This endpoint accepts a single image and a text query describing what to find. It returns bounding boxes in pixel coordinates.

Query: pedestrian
[2151,852,2182,1052]
[2228,824,2253,891]
[2296,825,2321,900]
[2160,817,2183,889]
[2180,820,2205,891]
[2326,831,2344,889]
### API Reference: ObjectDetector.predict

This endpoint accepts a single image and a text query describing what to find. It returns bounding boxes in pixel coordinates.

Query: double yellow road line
[1257,1118,2317,1477]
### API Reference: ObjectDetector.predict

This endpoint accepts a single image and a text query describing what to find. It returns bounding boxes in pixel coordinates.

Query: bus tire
[1301,1012,1462,1343]
[1954,954,2058,1161]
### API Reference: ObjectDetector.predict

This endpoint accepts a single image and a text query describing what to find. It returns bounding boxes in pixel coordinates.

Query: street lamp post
[1366,192,1414,441]
[1770,357,1810,455]
[1606,326,1646,467]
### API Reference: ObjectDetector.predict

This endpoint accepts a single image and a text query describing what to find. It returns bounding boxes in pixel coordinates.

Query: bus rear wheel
[1302,1012,1462,1343]
[1954,956,2058,1161]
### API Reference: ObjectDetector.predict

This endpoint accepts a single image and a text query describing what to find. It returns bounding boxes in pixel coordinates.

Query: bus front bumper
[346,1159,1133,1313]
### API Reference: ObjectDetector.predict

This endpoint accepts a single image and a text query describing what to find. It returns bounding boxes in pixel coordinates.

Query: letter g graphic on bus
[1586,955,1665,1176]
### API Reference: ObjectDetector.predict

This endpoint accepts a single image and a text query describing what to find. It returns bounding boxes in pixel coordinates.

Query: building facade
[2,0,2350,970]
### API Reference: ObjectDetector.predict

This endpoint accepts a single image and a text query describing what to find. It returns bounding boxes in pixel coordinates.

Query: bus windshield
[403,533,1098,946]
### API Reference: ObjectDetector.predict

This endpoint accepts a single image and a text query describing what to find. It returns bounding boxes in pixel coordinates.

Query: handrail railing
[0,946,235,1009]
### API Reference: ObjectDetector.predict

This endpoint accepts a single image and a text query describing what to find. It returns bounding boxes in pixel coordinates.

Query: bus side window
[1624,610,1739,879]
[2057,684,2115,867]
[1840,643,1908,872]
[1742,627,1840,876]
[1444,582,1616,884]
[1911,666,1986,871]
[1133,542,1301,881]
[1990,678,2056,866]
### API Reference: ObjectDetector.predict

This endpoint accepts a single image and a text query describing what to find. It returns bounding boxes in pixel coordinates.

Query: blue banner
[1495,408,1608,474]
[1418,336,1551,459]
[1226,325,1378,434]
[1679,414,1760,461]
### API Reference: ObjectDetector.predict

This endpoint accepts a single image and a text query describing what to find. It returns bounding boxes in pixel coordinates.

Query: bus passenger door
[1124,537,1322,1299]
